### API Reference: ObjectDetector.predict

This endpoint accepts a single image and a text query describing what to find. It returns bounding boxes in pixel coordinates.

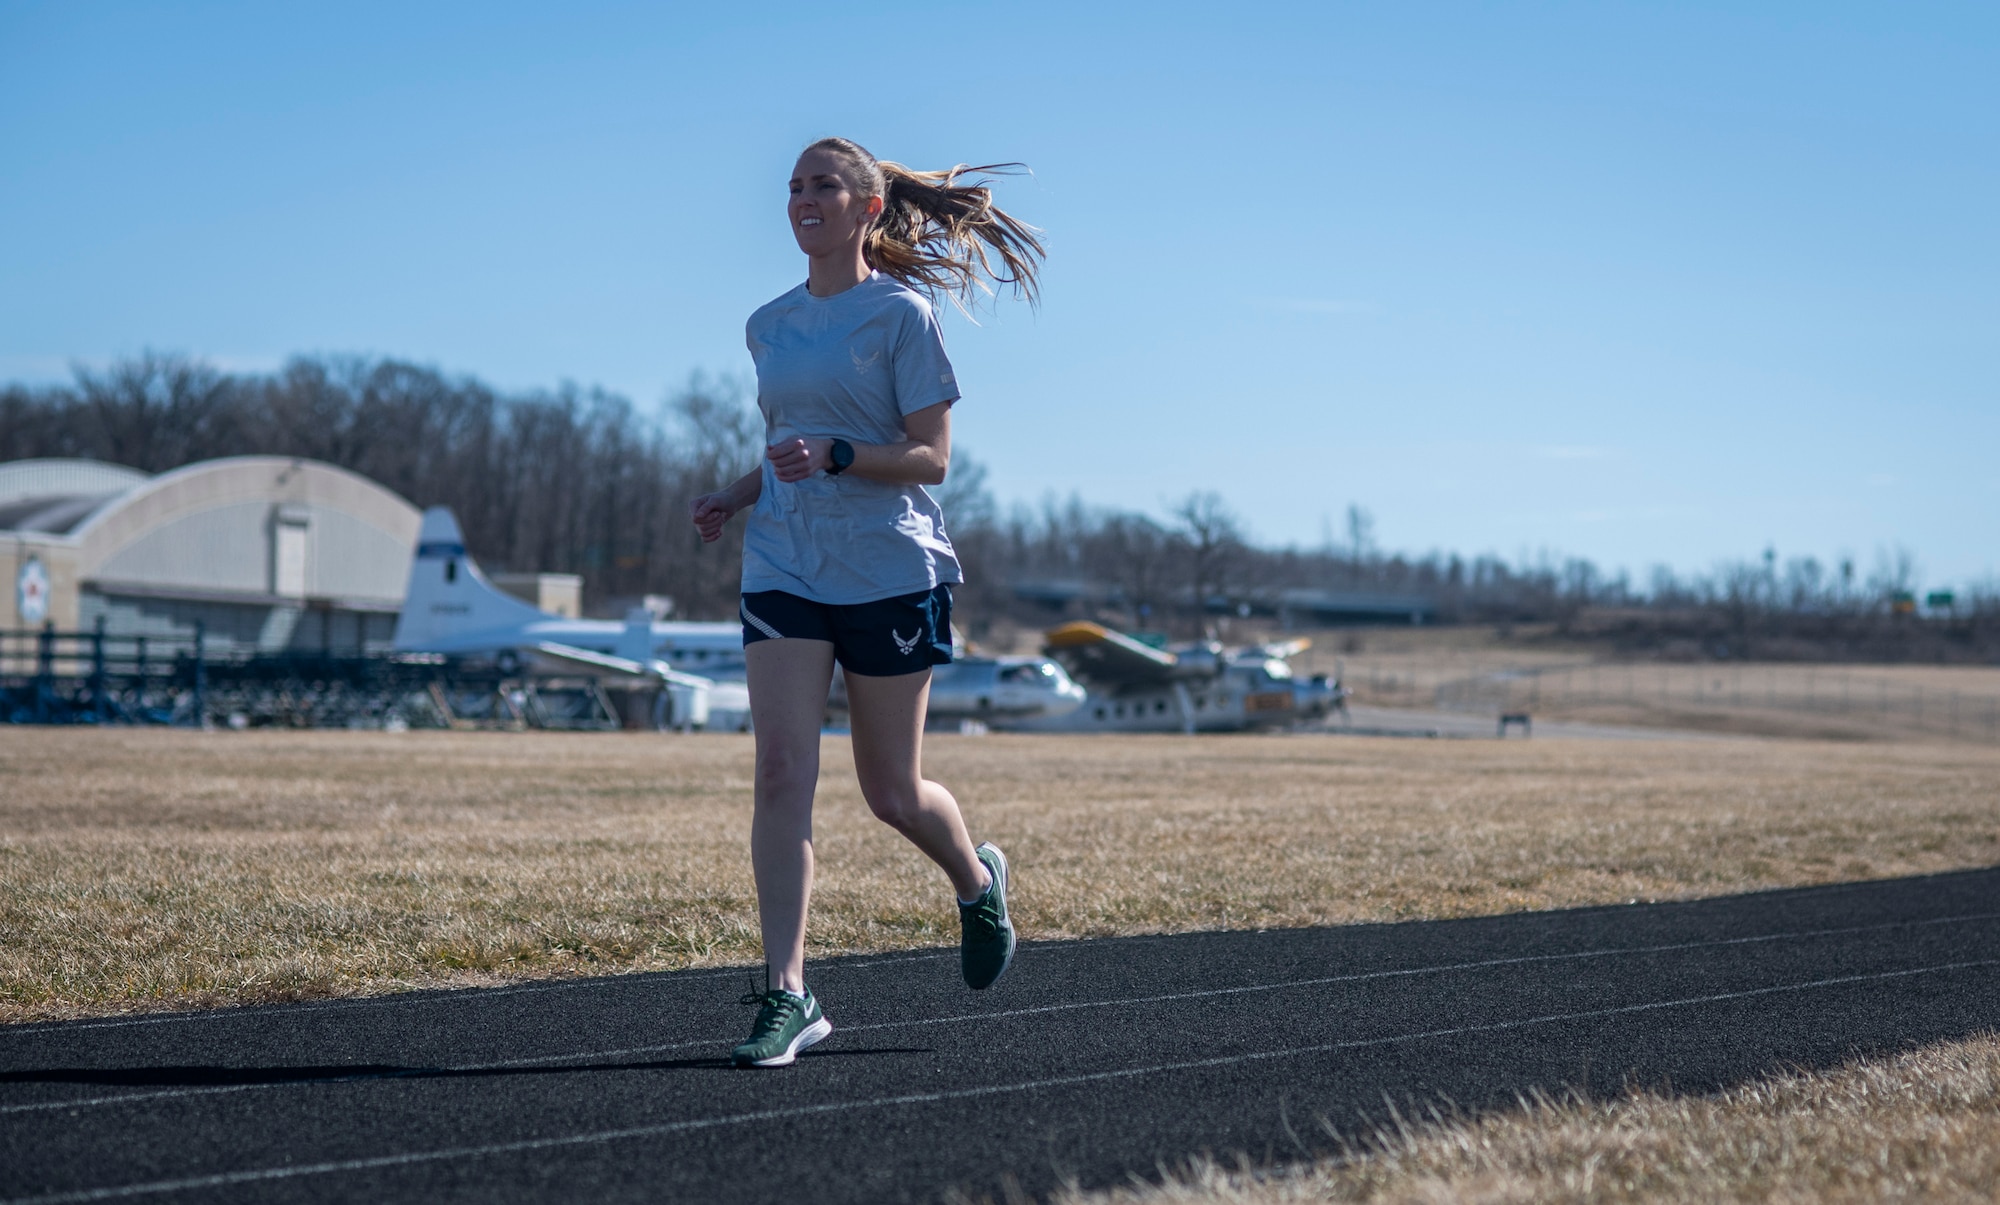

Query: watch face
[832,440,855,471]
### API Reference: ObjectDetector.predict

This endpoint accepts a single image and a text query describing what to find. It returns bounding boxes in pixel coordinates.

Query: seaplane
[997,622,1348,733]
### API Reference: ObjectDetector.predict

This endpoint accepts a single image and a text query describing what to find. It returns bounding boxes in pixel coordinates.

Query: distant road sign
[1926,590,1956,610]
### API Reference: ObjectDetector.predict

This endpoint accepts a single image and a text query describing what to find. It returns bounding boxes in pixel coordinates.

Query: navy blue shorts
[739,585,954,677]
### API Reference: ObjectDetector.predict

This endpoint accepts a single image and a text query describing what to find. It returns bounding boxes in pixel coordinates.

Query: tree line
[2,354,761,620]
[4,354,1991,660]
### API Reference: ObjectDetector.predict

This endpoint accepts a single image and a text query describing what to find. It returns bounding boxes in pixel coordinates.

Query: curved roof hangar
[2,457,421,633]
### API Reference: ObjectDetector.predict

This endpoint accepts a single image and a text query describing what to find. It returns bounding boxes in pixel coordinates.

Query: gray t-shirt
[740,272,964,604]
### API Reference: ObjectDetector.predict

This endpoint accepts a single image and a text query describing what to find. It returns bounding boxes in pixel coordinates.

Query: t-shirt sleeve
[892,298,961,416]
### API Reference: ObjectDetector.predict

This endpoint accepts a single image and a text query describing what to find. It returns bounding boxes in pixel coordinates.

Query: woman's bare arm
[765,400,952,486]
[718,466,764,510]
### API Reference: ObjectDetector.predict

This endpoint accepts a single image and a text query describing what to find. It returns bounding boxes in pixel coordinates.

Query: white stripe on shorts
[740,598,783,641]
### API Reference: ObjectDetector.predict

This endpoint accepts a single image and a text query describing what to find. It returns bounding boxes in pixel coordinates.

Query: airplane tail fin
[616,608,655,665]
[393,507,550,651]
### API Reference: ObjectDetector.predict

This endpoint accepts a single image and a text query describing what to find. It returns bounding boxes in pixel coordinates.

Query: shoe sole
[736,1015,832,1069]
[969,842,1016,990]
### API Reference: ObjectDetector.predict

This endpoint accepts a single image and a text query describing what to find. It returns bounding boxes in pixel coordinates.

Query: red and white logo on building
[16,555,49,625]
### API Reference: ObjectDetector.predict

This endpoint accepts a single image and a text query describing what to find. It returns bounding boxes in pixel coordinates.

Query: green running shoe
[959,842,1016,990]
[730,982,831,1068]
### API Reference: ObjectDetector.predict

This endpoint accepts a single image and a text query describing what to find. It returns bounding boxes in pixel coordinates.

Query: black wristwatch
[826,438,855,476]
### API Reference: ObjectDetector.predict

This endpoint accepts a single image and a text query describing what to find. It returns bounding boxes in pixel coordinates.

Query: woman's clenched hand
[689,492,737,543]
[766,437,832,483]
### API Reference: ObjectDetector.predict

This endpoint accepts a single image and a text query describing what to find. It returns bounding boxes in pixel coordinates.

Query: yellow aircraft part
[1044,621,1113,648]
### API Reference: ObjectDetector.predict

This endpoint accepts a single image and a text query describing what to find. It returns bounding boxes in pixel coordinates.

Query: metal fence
[0,619,208,725]
[0,621,619,731]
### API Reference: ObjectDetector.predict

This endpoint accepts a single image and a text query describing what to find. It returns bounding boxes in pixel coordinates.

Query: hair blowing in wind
[806,137,1046,311]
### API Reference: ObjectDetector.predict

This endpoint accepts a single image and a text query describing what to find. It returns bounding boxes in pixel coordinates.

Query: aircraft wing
[1042,622,1180,690]
[533,641,648,677]
[530,641,714,689]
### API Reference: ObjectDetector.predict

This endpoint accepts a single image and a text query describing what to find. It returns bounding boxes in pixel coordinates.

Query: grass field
[1290,627,2000,745]
[1057,1032,2000,1205]
[1,727,1995,1022]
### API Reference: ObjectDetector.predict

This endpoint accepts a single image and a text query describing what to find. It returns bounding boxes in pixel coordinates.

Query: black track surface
[4,868,1998,1204]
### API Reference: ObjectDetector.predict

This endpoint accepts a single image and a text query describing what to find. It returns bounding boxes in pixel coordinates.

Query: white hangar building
[1,457,422,655]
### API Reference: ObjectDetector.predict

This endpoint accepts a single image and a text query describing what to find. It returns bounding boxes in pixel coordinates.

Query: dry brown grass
[1507,698,1991,745]
[1300,635,2000,745]
[1,728,1996,1022]
[1058,1033,2000,1204]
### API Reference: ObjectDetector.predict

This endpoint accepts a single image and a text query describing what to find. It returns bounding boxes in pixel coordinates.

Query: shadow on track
[0,1046,934,1089]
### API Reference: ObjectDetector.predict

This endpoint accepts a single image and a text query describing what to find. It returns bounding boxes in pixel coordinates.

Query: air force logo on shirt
[893,628,920,656]
[852,348,881,375]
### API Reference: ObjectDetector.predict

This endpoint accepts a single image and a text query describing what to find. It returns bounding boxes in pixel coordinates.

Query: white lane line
[7,957,1996,1205]
[1,951,956,1037]
[843,909,2000,1037]
[5,910,1994,1117]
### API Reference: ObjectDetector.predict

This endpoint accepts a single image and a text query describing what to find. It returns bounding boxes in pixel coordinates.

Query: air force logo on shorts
[893,628,920,656]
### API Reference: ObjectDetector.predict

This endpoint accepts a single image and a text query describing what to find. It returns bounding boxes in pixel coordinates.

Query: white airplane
[1002,622,1348,734]
[926,655,1088,724]
[826,653,1089,730]
[393,507,749,728]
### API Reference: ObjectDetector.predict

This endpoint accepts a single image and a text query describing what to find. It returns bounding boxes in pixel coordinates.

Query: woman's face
[789,149,880,257]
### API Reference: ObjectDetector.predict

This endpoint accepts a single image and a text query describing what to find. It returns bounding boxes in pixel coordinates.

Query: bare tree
[664,374,762,617]
[933,446,995,531]
[73,354,239,471]
[1172,491,1243,635]
[1099,512,1170,629]
[1345,503,1374,577]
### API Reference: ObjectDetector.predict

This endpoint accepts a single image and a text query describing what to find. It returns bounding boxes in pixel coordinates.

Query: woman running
[689,137,1045,1068]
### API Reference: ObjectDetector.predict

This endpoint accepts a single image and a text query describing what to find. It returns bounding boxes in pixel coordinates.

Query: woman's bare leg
[844,668,988,901]
[746,638,836,994]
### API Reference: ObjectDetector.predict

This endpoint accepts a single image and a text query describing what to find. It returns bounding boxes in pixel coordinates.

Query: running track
[3,868,1997,1203]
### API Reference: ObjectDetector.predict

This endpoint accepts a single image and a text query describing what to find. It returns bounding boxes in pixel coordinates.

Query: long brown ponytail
[804,137,1045,310]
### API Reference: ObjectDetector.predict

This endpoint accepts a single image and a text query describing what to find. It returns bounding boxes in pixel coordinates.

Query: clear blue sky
[3,2,1994,589]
